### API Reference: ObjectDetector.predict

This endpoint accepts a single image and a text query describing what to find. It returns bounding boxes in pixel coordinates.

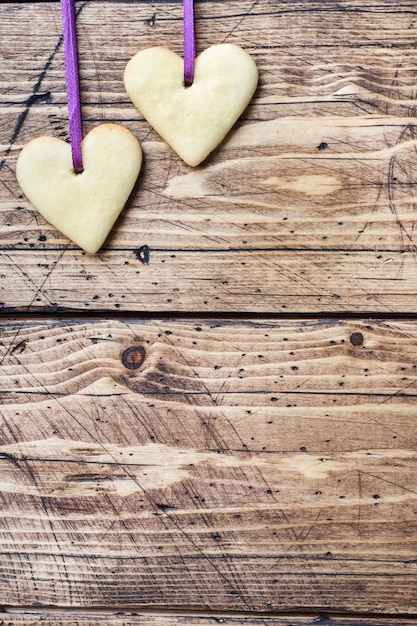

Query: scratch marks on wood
[0,318,416,609]
[386,124,417,254]
[4,40,62,167]
[2,1,88,164]
[2,2,417,311]
[1,0,417,616]
[221,0,259,44]
[0,440,192,498]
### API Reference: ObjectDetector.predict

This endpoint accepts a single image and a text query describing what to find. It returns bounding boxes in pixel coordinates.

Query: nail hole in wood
[134,245,150,264]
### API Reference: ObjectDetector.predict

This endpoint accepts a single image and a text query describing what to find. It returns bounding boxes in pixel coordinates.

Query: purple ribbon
[183,0,196,85]
[61,0,83,173]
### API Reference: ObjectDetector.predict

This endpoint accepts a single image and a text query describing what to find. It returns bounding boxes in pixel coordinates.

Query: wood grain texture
[2,0,417,621]
[2,0,417,311]
[0,318,416,612]
[2,612,417,626]
[2,248,417,313]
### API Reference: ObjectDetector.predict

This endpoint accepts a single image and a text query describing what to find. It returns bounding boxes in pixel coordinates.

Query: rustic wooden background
[1,0,417,624]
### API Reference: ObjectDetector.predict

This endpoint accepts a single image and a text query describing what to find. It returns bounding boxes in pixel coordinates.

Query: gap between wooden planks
[0,318,416,613]
[2,0,417,312]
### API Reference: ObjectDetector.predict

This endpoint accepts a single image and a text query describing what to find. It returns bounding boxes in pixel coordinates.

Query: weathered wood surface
[2,0,417,311]
[0,318,416,612]
[2,612,417,626]
[2,0,417,621]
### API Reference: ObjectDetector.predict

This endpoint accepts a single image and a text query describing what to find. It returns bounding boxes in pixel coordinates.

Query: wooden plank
[0,318,416,612]
[2,248,417,313]
[2,1,417,311]
[2,611,417,626]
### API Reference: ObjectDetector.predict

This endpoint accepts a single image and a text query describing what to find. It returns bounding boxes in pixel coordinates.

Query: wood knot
[350,331,364,347]
[122,345,146,370]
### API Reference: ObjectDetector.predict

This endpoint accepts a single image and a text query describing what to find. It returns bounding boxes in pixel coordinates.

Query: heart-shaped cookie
[124,43,258,167]
[16,124,142,253]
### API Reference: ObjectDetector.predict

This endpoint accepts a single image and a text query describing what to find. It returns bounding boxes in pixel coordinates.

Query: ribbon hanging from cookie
[124,0,258,167]
[183,0,196,86]
[16,0,142,254]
